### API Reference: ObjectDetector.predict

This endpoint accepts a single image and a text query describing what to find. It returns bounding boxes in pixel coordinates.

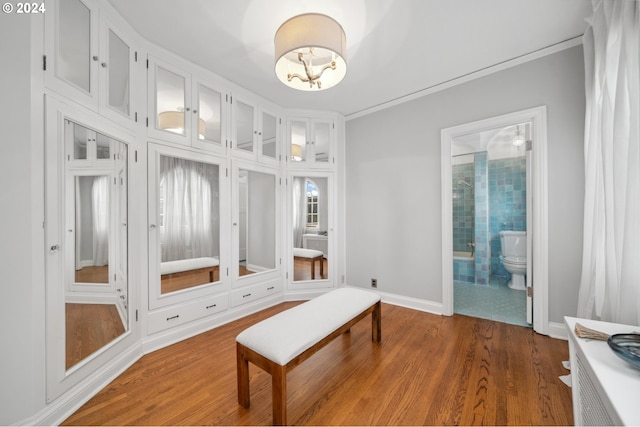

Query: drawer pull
[267,286,275,291]
[206,304,217,309]
[166,314,180,321]
[243,293,252,298]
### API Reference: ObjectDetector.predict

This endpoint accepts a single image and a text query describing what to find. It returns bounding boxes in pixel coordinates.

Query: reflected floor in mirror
[65,303,125,369]
[75,266,108,283]
[294,258,328,281]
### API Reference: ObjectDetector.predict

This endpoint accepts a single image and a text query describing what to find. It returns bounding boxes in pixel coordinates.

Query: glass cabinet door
[106,28,130,116]
[289,119,307,163]
[261,111,278,160]
[196,83,224,147]
[313,121,331,163]
[155,65,187,137]
[233,100,255,154]
[56,0,94,95]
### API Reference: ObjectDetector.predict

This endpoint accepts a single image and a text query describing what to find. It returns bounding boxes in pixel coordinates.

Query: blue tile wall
[474,152,489,285]
[451,163,474,253]
[489,156,527,276]
[453,257,475,283]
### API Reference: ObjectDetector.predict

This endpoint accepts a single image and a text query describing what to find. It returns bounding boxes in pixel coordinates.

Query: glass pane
[58,0,91,92]
[156,66,185,136]
[290,120,306,162]
[159,155,220,294]
[293,177,329,281]
[314,122,330,162]
[235,101,254,152]
[96,133,111,159]
[71,121,89,160]
[198,84,222,144]
[74,175,109,284]
[238,169,276,276]
[262,112,277,158]
[107,29,130,115]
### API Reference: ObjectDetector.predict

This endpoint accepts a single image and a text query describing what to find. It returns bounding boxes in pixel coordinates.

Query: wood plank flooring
[62,302,573,426]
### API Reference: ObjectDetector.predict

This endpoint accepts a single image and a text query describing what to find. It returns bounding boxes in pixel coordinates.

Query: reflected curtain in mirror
[159,155,220,293]
[74,175,109,283]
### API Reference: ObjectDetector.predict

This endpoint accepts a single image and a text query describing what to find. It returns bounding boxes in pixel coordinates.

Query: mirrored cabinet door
[291,176,330,282]
[313,121,331,163]
[154,64,187,138]
[234,166,278,281]
[148,144,226,309]
[63,121,129,370]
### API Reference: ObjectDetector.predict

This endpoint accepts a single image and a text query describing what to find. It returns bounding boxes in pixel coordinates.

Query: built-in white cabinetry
[288,117,334,167]
[565,317,640,426]
[45,0,137,127]
[230,94,282,166]
[147,56,228,155]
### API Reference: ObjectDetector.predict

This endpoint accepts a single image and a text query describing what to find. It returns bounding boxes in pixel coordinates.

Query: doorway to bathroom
[441,107,550,334]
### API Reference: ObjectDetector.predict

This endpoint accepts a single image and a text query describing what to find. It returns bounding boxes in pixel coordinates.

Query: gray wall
[345,45,585,323]
[0,16,45,424]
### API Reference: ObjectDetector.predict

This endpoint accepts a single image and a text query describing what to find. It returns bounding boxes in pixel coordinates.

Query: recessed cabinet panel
[57,0,92,93]
[156,66,187,136]
[107,29,130,116]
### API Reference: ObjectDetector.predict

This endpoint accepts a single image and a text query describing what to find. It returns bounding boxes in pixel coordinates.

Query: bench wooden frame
[236,299,381,425]
[293,253,324,279]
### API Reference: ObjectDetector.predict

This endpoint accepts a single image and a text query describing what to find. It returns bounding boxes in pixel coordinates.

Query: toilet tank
[499,230,527,258]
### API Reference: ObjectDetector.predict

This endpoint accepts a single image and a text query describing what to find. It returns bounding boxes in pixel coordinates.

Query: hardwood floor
[66,303,125,369]
[62,302,573,426]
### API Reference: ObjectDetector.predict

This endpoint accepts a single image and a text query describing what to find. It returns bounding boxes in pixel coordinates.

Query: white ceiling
[107,0,592,117]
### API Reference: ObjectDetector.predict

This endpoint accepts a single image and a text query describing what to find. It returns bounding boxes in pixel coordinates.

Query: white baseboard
[548,321,569,340]
[32,342,143,426]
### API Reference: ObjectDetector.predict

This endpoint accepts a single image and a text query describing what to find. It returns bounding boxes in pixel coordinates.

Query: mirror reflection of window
[293,177,328,281]
[159,155,220,294]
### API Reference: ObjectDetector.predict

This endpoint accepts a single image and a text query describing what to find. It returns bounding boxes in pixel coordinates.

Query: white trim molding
[441,106,550,335]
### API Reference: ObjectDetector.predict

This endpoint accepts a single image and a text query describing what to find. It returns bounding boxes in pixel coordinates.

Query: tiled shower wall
[452,163,474,253]
[452,154,527,284]
[489,156,527,276]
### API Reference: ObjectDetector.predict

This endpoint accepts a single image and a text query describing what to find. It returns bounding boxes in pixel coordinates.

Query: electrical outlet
[371,278,377,288]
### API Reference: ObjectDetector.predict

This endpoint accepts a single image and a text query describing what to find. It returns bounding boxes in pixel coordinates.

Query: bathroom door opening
[441,107,549,335]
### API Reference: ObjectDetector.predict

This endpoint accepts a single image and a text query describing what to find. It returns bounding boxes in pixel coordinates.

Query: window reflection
[293,177,328,281]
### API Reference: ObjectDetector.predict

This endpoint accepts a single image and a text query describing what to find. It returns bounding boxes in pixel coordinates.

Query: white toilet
[499,230,527,290]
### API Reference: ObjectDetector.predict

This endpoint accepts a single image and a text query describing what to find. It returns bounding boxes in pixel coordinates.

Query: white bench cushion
[293,248,323,259]
[236,288,380,365]
[160,257,219,275]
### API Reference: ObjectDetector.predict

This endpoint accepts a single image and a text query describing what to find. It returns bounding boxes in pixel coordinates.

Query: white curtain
[160,156,218,262]
[292,177,307,248]
[92,176,110,266]
[578,0,640,324]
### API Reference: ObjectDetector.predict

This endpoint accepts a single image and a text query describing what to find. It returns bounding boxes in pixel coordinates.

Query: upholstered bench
[292,248,324,279]
[160,257,219,293]
[236,287,381,425]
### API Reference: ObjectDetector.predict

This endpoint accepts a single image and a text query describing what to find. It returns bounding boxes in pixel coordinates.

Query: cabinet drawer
[148,293,229,334]
[231,281,282,308]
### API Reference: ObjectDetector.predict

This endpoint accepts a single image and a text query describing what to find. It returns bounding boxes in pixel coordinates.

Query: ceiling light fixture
[159,110,206,139]
[512,125,525,147]
[274,13,347,91]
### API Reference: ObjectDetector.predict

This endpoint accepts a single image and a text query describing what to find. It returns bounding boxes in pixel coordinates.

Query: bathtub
[453,251,474,260]
[453,251,475,283]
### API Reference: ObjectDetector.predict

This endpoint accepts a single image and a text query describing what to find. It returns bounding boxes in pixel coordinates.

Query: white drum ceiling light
[274,13,347,91]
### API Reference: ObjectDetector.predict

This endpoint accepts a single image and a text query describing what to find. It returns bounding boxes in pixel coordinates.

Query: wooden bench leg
[319,257,324,278]
[237,343,250,408]
[272,363,287,425]
[310,258,315,279]
[372,301,382,343]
